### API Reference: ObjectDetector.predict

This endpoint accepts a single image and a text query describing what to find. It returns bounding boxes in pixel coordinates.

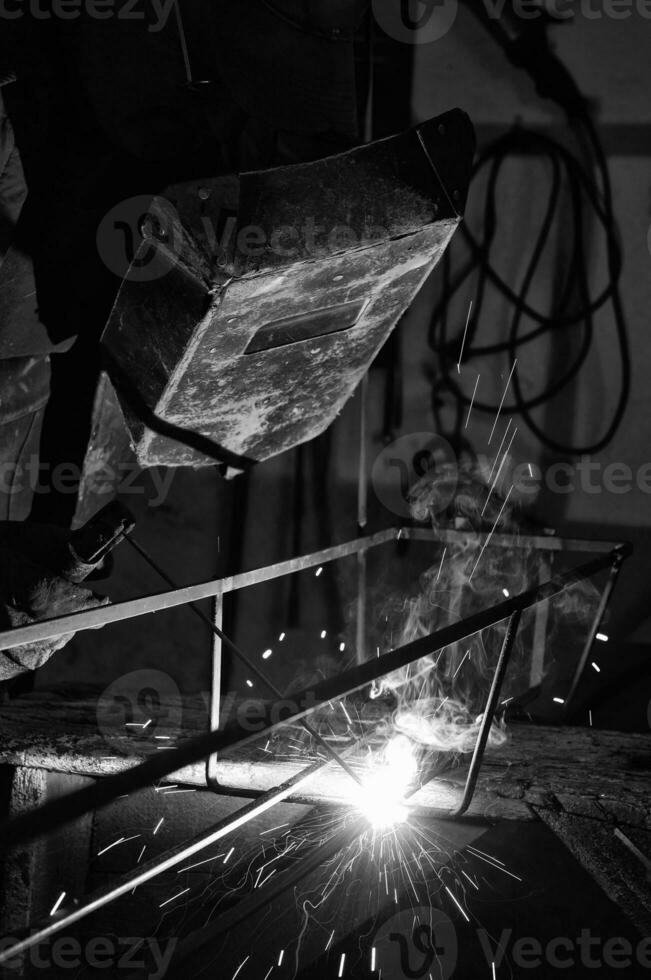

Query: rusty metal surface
[101,109,475,469]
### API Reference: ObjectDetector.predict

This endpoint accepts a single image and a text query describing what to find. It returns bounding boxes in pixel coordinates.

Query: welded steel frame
[0,530,630,966]
[0,525,630,813]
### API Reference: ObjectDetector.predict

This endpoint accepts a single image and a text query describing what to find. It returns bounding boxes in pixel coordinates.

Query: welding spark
[553,697,565,705]
[159,887,190,909]
[487,359,517,444]
[492,962,497,980]
[502,588,510,597]
[325,931,335,951]
[315,566,323,577]
[277,949,285,966]
[452,650,470,679]
[465,373,480,429]
[223,846,235,864]
[461,869,480,890]
[469,485,514,582]
[338,952,346,977]
[97,834,140,856]
[457,300,473,374]
[482,426,517,516]
[177,854,223,872]
[340,703,353,726]
[488,419,512,482]
[153,817,164,835]
[352,735,416,828]
[591,662,601,672]
[97,837,125,856]
[260,823,289,836]
[435,547,447,582]
[468,845,504,866]
[596,632,609,642]
[320,630,327,639]
[262,649,272,660]
[257,868,277,888]
[468,848,522,881]
[444,885,469,922]
[246,680,254,688]
[371,947,376,971]
[49,892,66,916]
[339,642,346,652]
[232,955,249,979]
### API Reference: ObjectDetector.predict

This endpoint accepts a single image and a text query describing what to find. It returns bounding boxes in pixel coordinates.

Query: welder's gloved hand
[0,522,109,681]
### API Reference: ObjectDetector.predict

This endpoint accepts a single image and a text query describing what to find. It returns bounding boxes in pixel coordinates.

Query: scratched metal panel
[101,109,475,471]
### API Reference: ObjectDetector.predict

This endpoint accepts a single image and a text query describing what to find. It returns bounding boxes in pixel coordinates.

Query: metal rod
[563,552,626,714]
[357,374,369,532]
[0,760,331,966]
[206,593,223,790]
[0,545,625,850]
[0,528,399,651]
[407,527,628,555]
[449,609,522,817]
[356,373,369,665]
[125,537,361,788]
[0,530,629,652]
[530,554,551,687]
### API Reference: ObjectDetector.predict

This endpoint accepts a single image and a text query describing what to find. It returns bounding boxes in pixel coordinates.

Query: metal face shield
[98,110,475,474]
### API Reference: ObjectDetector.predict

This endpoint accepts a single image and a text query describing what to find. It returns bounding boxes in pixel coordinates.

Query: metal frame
[0,527,630,967]
[0,526,629,828]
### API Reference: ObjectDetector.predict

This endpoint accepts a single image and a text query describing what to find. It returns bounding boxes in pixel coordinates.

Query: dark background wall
[37,6,651,732]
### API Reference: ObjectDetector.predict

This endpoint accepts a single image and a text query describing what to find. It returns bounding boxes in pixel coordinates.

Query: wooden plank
[0,694,649,825]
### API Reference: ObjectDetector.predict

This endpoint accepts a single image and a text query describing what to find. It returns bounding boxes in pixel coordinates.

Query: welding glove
[0,521,109,682]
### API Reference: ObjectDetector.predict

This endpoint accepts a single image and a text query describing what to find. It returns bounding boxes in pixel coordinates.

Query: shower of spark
[350,735,417,829]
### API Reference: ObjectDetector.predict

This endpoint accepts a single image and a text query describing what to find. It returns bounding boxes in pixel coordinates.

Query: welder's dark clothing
[0,2,364,524]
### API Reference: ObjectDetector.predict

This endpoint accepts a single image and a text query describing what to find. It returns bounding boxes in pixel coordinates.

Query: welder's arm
[0,522,109,681]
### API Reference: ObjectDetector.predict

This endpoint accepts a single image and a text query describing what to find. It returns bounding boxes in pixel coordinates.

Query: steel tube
[563,551,626,714]
[449,609,522,818]
[0,528,398,651]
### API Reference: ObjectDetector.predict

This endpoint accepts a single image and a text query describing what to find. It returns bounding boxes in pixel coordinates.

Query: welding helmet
[91,109,475,483]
